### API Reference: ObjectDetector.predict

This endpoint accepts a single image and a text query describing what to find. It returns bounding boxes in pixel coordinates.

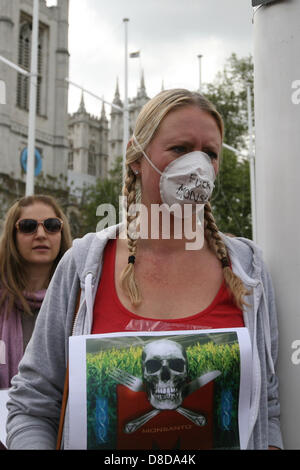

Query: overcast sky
[67,0,254,117]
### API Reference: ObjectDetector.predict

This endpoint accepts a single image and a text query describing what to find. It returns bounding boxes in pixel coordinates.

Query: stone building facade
[67,93,109,198]
[0,0,150,234]
[0,0,69,220]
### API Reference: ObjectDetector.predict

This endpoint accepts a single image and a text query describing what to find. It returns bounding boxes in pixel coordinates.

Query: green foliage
[204,53,254,149]
[212,148,252,238]
[203,53,254,237]
[79,156,123,235]
[86,345,143,448]
[186,341,240,384]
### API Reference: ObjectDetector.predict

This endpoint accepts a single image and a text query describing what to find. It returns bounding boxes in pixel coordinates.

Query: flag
[129,51,140,58]
[252,0,277,5]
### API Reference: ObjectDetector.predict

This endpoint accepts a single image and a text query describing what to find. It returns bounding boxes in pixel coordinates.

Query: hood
[222,234,264,287]
[70,224,122,335]
[72,224,122,287]
[223,234,275,375]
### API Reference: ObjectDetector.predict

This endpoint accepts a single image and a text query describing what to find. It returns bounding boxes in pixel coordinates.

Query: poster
[68,328,252,450]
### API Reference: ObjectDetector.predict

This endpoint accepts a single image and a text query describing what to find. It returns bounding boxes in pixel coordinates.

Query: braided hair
[120,167,141,305]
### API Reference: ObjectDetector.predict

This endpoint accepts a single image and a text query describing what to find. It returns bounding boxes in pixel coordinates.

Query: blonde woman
[6,90,282,450]
[0,195,72,389]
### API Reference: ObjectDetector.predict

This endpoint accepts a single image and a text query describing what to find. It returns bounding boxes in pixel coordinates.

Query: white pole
[139,51,142,83]
[247,85,257,243]
[197,54,202,93]
[123,18,129,186]
[65,78,123,112]
[222,143,241,155]
[253,0,300,449]
[25,0,39,196]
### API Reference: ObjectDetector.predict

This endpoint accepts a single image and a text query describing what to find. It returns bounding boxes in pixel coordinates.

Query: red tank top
[92,239,244,334]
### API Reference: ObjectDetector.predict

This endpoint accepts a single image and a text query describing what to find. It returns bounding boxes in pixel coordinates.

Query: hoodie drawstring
[261,284,275,375]
[85,273,94,333]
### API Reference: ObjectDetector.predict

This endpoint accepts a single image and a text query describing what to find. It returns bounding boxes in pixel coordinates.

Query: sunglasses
[15,218,63,234]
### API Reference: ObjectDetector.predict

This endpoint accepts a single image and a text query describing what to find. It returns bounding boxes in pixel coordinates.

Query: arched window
[17,21,31,110]
[17,14,47,115]
[68,141,74,170]
[88,144,96,175]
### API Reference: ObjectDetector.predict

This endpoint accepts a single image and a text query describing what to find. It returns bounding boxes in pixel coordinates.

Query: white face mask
[133,135,216,214]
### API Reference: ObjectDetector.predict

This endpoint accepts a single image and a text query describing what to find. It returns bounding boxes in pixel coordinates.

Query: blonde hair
[0,195,72,316]
[120,88,250,309]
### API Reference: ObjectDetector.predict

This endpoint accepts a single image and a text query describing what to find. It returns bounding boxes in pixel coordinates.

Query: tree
[203,53,254,238]
[79,157,123,236]
[211,148,252,238]
[204,53,254,149]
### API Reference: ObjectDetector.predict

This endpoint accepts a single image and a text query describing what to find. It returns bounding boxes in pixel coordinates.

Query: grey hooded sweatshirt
[6,225,283,449]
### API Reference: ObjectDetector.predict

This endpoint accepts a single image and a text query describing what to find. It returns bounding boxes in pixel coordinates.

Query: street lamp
[25,0,39,196]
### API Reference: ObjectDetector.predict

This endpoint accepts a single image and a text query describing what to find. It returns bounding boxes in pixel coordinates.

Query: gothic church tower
[108,78,123,170]
[108,72,149,171]
[67,92,109,194]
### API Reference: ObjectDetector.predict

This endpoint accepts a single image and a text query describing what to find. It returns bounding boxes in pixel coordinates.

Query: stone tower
[108,78,123,170]
[67,92,109,195]
[0,0,69,204]
[107,72,149,171]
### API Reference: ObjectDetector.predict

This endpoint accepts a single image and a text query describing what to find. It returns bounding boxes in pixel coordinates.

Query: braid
[204,202,250,309]
[120,166,142,305]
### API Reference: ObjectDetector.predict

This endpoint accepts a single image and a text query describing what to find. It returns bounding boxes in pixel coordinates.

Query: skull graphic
[142,339,188,410]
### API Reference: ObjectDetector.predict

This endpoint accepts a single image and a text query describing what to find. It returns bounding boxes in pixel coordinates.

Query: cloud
[68,0,253,116]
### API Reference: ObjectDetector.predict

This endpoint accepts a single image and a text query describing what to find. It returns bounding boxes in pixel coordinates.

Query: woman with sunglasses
[0,195,72,390]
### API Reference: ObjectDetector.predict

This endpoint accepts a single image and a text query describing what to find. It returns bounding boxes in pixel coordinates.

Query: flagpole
[139,51,142,84]
[123,18,129,187]
[197,54,203,93]
[26,0,39,196]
